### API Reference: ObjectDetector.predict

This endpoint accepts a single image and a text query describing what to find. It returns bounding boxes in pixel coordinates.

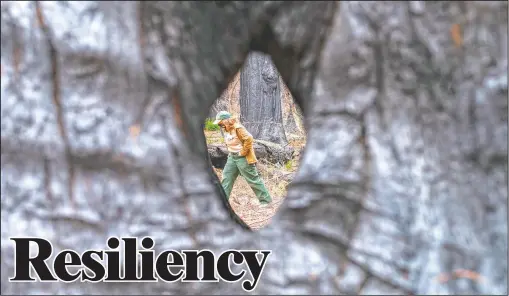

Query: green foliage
[284,159,293,171]
[204,118,220,131]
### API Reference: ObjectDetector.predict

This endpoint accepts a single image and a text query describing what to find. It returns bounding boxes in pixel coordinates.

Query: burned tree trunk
[1,1,507,296]
[277,2,508,295]
[239,52,288,145]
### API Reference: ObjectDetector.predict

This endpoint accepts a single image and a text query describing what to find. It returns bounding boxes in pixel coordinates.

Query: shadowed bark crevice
[35,1,76,206]
[42,157,53,202]
[131,2,152,132]
[162,108,200,247]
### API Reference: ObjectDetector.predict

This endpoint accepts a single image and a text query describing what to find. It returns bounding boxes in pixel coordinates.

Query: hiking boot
[259,200,271,207]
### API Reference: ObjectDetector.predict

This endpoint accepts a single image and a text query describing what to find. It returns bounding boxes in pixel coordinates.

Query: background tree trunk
[239,51,288,145]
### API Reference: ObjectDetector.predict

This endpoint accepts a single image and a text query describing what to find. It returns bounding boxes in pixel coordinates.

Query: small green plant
[284,159,293,171]
[204,118,220,131]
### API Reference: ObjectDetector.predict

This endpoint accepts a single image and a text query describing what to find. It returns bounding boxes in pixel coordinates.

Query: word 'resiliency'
[9,237,271,292]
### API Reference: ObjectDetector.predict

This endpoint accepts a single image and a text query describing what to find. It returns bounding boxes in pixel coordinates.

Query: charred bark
[1,1,507,295]
[239,51,288,145]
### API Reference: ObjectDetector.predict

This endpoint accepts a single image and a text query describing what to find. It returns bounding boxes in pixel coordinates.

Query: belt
[229,152,241,157]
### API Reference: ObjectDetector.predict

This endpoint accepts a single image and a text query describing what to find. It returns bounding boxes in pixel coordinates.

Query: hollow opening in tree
[204,51,306,230]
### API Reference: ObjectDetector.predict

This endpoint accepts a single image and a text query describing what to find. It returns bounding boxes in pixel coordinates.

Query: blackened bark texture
[282,2,508,295]
[239,51,288,145]
[1,1,507,295]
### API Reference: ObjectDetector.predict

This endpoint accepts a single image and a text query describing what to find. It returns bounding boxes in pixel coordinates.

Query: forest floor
[204,129,306,230]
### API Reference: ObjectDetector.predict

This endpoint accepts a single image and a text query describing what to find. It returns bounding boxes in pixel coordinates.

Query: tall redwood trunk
[239,51,287,145]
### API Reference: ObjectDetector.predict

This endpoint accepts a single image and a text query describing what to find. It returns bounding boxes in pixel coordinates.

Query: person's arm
[237,127,253,157]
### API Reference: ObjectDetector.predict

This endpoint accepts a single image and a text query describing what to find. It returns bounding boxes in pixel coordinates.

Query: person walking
[213,111,272,205]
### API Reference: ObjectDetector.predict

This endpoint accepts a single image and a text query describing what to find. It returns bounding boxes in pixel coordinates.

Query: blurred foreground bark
[1,1,507,295]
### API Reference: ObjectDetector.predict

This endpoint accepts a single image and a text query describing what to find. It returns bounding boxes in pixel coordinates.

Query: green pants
[221,154,272,204]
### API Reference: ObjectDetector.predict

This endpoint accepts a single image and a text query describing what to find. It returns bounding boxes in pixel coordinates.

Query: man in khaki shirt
[213,111,272,205]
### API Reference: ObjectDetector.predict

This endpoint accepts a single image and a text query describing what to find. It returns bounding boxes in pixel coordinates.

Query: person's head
[213,111,234,130]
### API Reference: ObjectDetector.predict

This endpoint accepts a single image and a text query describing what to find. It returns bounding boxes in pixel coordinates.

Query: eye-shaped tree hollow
[206,51,302,230]
[1,1,507,295]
